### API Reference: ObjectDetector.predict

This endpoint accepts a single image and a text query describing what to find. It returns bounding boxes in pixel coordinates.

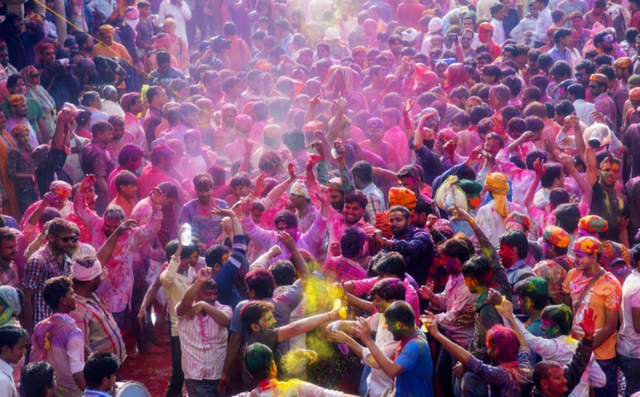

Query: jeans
[436,347,457,397]
[359,365,371,396]
[594,358,618,397]
[619,354,640,397]
[166,334,184,397]
[185,379,220,397]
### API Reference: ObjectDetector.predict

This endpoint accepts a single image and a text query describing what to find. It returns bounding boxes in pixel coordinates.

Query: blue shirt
[395,332,434,397]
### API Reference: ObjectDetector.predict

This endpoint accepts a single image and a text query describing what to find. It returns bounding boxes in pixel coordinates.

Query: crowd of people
[1,0,640,396]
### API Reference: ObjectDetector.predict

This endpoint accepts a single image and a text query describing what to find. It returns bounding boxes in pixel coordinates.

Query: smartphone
[22,18,30,24]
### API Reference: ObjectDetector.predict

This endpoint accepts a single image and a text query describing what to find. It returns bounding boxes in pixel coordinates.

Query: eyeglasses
[602,35,614,42]
[588,84,600,89]
[31,73,40,78]
[60,235,79,243]
[461,36,473,40]
[574,73,585,78]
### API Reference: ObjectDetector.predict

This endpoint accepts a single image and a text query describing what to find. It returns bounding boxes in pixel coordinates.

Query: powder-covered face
[599,161,620,187]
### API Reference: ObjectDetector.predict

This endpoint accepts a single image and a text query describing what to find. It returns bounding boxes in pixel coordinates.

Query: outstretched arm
[277,306,340,342]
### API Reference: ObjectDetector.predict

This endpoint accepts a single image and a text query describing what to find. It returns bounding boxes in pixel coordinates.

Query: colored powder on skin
[281,349,317,377]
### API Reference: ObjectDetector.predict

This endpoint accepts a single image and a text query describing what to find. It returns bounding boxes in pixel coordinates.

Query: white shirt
[0,358,17,397]
[306,0,333,22]
[361,313,399,397]
[491,19,506,45]
[573,99,596,127]
[534,7,553,43]
[617,271,640,359]
[177,301,232,380]
[509,16,538,44]
[158,0,192,45]
[101,99,125,118]
[475,199,526,247]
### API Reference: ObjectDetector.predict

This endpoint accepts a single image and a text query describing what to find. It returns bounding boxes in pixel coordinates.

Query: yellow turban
[485,173,510,217]
[388,187,417,211]
[98,24,115,35]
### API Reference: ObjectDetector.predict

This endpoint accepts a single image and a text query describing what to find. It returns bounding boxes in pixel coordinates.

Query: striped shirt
[178,301,232,381]
[71,292,125,364]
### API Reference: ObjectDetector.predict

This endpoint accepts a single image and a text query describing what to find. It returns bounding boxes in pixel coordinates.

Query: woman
[163,18,189,72]
[20,66,56,135]
[0,112,19,219]
[321,65,362,101]
[1,75,51,145]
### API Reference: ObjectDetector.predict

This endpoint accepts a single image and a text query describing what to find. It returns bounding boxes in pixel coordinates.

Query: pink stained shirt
[350,277,421,325]
[74,189,163,313]
[327,208,375,260]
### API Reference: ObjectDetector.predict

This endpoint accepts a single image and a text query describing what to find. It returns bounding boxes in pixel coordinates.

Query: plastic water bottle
[180,224,192,245]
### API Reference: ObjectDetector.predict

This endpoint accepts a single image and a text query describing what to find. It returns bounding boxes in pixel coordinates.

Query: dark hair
[438,237,471,264]
[340,227,366,259]
[229,172,252,189]
[22,361,55,397]
[205,244,231,268]
[499,230,528,260]
[0,227,16,245]
[549,188,570,209]
[146,85,165,104]
[631,244,640,269]
[344,190,368,208]
[245,269,275,299]
[165,236,200,261]
[84,352,120,389]
[282,130,305,152]
[540,163,562,188]
[243,343,274,380]
[92,120,113,137]
[193,173,214,190]
[507,117,526,136]
[566,83,585,101]
[351,161,373,186]
[501,76,521,97]
[514,277,549,310]
[383,300,415,328]
[241,301,273,334]
[222,77,242,94]
[486,325,520,362]
[389,205,411,219]
[0,324,28,351]
[42,276,72,310]
[156,50,171,65]
[549,61,571,79]
[370,278,406,301]
[115,170,138,192]
[452,112,470,126]
[373,252,406,281]
[541,304,573,335]
[469,106,490,125]
[462,256,493,285]
[481,65,501,81]
[117,144,144,167]
[270,260,296,286]
[157,181,178,199]
[274,210,298,229]
[533,361,563,391]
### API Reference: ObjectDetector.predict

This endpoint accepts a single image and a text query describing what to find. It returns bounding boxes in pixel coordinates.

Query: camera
[448,33,458,41]
[210,35,232,54]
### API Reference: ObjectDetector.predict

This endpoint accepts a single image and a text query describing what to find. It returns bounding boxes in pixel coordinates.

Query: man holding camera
[1,14,44,71]
[37,45,81,110]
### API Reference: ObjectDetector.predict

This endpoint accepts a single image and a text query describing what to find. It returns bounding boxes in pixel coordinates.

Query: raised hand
[495,298,514,319]
[80,174,96,191]
[557,152,575,174]
[287,162,297,181]
[465,148,483,166]
[311,140,326,162]
[149,187,167,207]
[533,158,546,179]
[310,95,321,106]
[352,317,372,343]
[419,283,435,300]
[42,192,57,207]
[277,231,296,249]
[449,206,473,223]
[116,219,138,234]
[244,137,254,154]
[197,267,213,283]
[307,153,321,167]
[403,99,415,115]
[252,173,267,198]
[579,307,597,339]
[487,288,504,307]
[335,97,346,110]
[211,205,236,218]
[333,141,345,163]
[315,185,331,205]
[331,329,351,344]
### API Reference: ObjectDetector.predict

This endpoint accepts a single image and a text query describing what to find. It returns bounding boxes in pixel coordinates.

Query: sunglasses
[60,235,79,243]
[31,73,40,78]
[461,36,473,40]
[575,73,585,78]
[602,35,614,42]
[588,84,600,89]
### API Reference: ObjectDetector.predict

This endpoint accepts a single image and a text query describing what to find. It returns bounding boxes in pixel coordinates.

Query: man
[0,324,28,397]
[614,57,632,88]
[22,218,77,334]
[460,29,476,58]
[476,172,525,246]
[322,227,368,282]
[566,84,595,126]
[617,245,640,396]
[379,206,434,287]
[149,50,187,87]
[202,71,224,107]
[143,86,168,147]
[562,236,622,397]
[6,94,41,147]
[74,174,163,320]
[534,226,574,304]
[498,230,535,309]
[478,22,501,60]
[489,4,506,45]
[287,180,317,234]
[31,276,86,397]
[361,117,400,172]
[1,14,44,71]
[107,144,144,201]
[22,361,56,397]
[81,120,117,215]
[327,190,376,259]
[176,267,232,396]
[92,24,133,64]
[100,86,124,118]
[533,0,553,47]
[82,352,119,397]
[0,228,19,288]
[70,257,125,364]
[119,93,147,152]
[37,44,80,110]
[351,161,385,223]
[160,233,200,397]
[588,155,626,243]
[353,301,434,397]
[593,30,617,58]
[178,173,229,248]
[236,343,358,397]
[547,29,574,71]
